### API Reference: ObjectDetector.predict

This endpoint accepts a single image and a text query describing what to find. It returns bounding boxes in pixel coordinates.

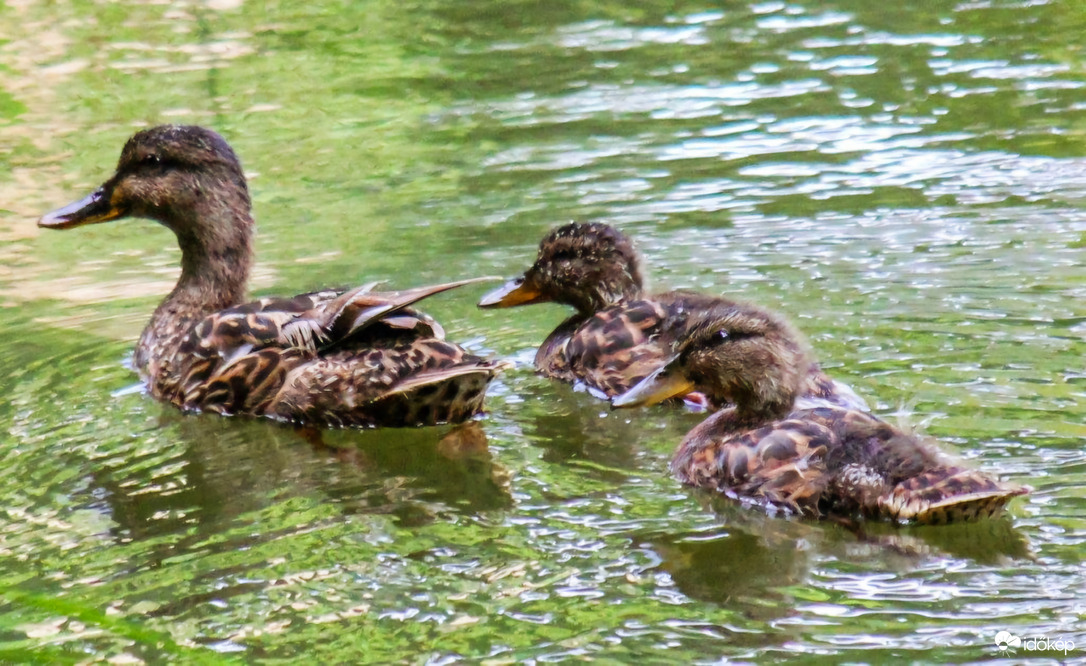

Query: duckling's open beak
[39,186,125,230]
[478,276,546,308]
[612,358,695,409]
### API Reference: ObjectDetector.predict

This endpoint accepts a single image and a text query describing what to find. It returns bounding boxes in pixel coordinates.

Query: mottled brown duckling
[612,301,1027,524]
[39,125,506,428]
[479,222,864,408]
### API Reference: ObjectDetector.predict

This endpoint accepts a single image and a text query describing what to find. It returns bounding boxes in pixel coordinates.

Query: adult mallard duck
[479,222,865,408]
[612,300,1027,524]
[38,124,506,428]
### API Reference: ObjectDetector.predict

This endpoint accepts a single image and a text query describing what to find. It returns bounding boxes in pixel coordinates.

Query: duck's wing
[879,468,1028,524]
[797,364,870,412]
[264,339,510,428]
[183,277,493,359]
[544,298,670,396]
[670,410,835,517]
[170,277,502,421]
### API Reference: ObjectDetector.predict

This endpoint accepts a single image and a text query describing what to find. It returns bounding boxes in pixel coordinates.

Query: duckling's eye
[140,154,162,167]
[700,329,730,347]
[707,328,755,347]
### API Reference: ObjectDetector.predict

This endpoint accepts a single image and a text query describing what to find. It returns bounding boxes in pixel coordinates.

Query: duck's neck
[569,274,642,315]
[723,382,798,428]
[135,210,254,379]
[734,398,794,427]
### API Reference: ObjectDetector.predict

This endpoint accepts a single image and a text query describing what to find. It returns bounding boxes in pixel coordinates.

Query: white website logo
[994,631,1075,656]
[994,631,1021,655]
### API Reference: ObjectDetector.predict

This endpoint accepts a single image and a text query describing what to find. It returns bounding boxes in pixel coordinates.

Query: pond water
[2,0,1085,662]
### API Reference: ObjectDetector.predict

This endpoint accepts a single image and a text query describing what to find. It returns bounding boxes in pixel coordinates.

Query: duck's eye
[710,328,755,346]
[706,328,751,347]
[140,154,162,167]
[701,329,730,346]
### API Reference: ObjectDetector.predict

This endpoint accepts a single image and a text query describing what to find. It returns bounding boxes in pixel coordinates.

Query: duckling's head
[613,301,814,421]
[39,125,253,280]
[479,222,644,315]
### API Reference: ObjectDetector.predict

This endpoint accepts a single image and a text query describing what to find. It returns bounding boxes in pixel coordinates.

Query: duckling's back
[809,407,1026,523]
[670,406,1026,524]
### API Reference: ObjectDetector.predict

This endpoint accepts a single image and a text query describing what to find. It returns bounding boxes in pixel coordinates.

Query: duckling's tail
[878,468,1029,525]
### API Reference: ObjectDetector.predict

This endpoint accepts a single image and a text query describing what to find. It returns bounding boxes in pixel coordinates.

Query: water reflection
[642,524,810,615]
[92,416,512,550]
[513,377,700,472]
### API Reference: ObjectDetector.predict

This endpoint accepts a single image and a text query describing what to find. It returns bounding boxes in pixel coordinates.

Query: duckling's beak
[478,276,546,308]
[612,358,695,409]
[39,186,125,230]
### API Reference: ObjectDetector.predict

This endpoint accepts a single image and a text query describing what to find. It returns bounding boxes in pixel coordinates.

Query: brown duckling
[39,125,506,428]
[612,301,1027,524]
[479,222,864,408]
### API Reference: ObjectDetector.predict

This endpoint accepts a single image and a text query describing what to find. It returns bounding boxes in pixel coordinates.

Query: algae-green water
[1,0,1084,661]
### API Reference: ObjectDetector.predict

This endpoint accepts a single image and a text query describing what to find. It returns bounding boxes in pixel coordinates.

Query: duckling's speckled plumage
[613,301,1027,524]
[480,222,864,408]
[39,125,505,427]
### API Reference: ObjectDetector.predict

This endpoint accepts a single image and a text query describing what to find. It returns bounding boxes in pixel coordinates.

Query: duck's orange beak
[478,276,546,308]
[39,186,125,230]
[612,358,694,408]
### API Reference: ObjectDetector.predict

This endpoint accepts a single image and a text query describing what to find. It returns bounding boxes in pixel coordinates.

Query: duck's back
[671,406,1025,523]
[148,286,504,428]
[268,330,498,427]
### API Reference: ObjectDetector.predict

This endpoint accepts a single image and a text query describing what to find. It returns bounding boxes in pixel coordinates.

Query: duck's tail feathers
[368,361,511,427]
[319,276,501,342]
[878,468,1028,525]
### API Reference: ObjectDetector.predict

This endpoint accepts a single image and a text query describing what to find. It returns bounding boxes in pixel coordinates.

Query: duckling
[479,222,864,408]
[38,125,506,428]
[612,301,1027,524]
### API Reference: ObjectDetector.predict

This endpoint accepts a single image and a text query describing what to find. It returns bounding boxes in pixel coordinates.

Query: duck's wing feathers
[670,406,1026,523]
[671,409,836,517]
[541,298,670,396]
[168,277,504,425]
[812,407,1026,523]
[265,339,509,428]
[184,277,491,358]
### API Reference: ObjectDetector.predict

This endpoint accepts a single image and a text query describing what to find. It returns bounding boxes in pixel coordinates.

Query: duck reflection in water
[641,491,1030,625]
[92,415,512,552]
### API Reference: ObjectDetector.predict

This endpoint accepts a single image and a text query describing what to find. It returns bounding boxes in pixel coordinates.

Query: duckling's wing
[671,412,837,517]
[817,409,1028,523]
[878,466,1028,524]
[550,299,670,396]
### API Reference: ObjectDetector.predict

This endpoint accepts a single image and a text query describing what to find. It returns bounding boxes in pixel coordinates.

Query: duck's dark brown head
[479,222,644,315]
[613,301,813,422]
[39,125,254,296]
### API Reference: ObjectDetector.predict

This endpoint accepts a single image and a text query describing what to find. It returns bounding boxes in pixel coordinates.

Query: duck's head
[612,301,813,421]
[39,125,253,277]
[479,222,644,315]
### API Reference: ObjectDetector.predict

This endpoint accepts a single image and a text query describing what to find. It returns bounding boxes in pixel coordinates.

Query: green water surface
[1,0,1084,662]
